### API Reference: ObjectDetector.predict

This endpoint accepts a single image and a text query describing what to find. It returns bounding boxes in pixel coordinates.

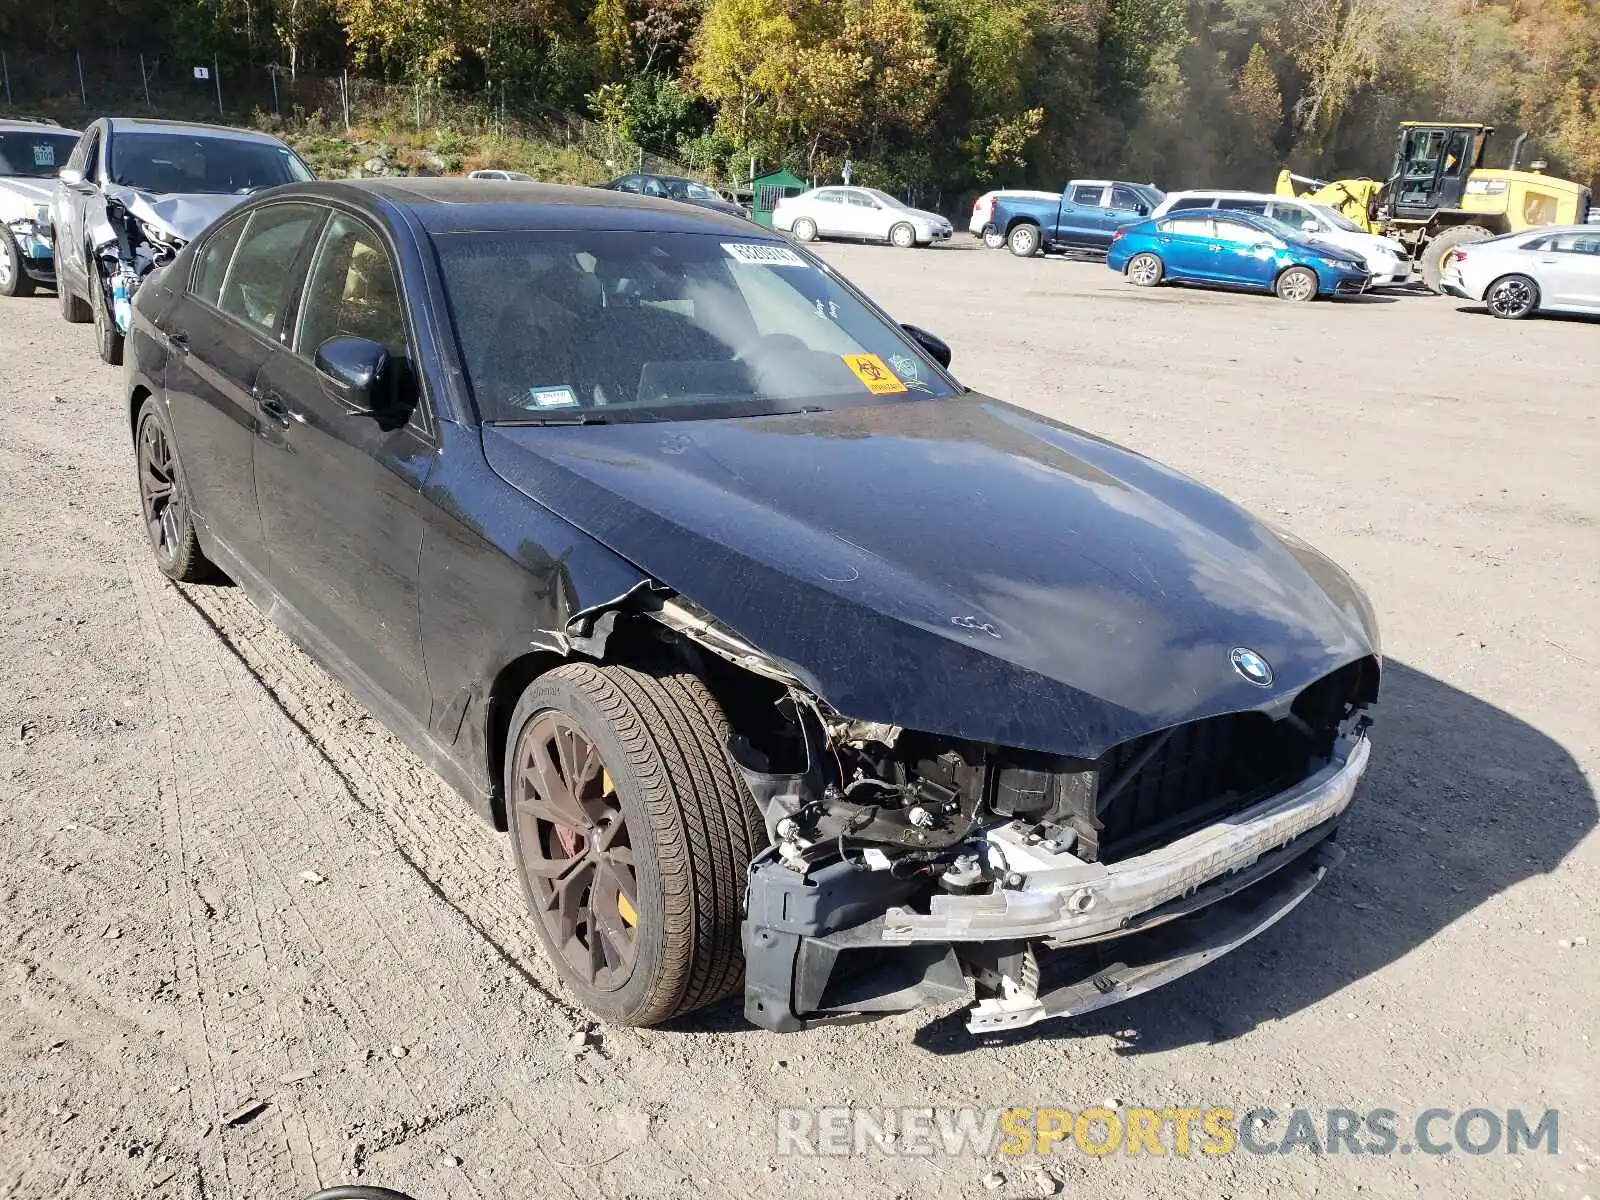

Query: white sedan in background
[774,186,953,248]
[969,189,1060,248]
[1440,225,1600,319]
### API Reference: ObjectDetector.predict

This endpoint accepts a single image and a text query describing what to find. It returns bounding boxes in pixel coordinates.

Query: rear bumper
[743,733,1370,1033]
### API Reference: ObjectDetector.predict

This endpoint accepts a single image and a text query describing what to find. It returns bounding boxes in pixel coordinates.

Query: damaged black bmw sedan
[124,179,1379,1034]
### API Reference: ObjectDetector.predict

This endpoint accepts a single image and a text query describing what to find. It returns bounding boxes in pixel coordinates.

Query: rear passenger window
[1071,185,1106,205]
[1218,199,1269,215]
[295,213,408,359]
[1168,197,1213,212]
[217,203,323,335]
[190,213,249,307]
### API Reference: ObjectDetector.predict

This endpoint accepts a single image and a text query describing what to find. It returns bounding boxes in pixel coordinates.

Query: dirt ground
[1,239,1596,1200]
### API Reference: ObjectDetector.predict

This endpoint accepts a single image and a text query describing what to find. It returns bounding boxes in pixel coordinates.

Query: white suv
[1151,190,1411,286]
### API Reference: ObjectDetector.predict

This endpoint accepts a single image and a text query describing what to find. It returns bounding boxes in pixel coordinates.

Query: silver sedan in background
[774,185,952,248]
[1441,225,1600,319]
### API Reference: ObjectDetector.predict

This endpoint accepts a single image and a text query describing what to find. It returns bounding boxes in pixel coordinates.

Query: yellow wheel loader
[1276,121,1592,292]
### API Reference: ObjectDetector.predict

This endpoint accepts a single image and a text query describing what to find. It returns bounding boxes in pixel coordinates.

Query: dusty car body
[51,117,312,363]
[0,120,81,297]
[123,180,1379,1035]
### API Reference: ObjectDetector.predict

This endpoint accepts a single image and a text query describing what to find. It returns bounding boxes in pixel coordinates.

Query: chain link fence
[0,50,696,181]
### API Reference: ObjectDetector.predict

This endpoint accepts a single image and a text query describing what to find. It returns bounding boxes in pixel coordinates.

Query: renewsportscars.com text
[774,1106,1559,1158]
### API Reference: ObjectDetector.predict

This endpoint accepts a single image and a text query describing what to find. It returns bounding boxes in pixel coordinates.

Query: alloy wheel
[1129,254,1161,286]
[1279,269,1316,302]
[0,238,14,292]
[513,712,639,992]
[1488,277,1535,318]
[137,416,184,567]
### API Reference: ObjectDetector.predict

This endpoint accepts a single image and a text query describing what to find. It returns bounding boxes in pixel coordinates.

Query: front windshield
[436,229,957,424]
[1310,203,1363,233]
[0,131,78,178]
[109,132,312,194]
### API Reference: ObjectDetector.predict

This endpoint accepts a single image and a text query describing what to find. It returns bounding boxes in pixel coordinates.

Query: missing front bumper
[741,733,1369,1033]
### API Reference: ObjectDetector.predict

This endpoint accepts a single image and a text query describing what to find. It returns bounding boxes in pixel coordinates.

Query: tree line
[5,0,1599,193]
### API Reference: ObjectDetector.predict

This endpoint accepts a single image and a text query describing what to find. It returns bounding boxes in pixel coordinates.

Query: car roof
[269,178,758,236]
[0,118,79,134]
[1164,189,1290,202]
[102,117,289,145]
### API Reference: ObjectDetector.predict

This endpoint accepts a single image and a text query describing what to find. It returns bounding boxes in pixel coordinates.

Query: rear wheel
[1275,266,1319,302]
[889,221,917,249]
[0,228,36,298]
[1126,252,1164,287]
[136,402,212,582]
[1007,222,1040,257]
[91,265,124,365]
[1485,273,1539,319]
[505,660,765,1026]
[791,217,818,243]
[1421,224,1492,294]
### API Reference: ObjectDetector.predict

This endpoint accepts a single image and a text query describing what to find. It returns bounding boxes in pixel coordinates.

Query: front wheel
[1275,266,1319,302]
[1485,273,1539,319]
[0,228,36,298]
[791,217,818,243]
[505,660,765,1026]
[91,265,125,365]
[889,221,917,249]
[1007,223,1040,257]
[1126,252,1164,287]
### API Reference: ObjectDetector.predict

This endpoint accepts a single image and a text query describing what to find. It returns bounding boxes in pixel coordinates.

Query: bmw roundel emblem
[1230,647,1275,688]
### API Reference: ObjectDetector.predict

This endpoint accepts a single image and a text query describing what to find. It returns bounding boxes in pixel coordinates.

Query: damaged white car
[0,119,80,298]
[51,117,312,363]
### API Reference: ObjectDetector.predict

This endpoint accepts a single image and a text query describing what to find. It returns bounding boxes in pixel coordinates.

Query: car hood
[482,396,1377,759]
[897,207,948,226]
[0,177,56,218]
[104,185,245,243]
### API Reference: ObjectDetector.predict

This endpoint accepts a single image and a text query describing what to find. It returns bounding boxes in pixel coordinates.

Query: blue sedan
[1106,210,1371,301]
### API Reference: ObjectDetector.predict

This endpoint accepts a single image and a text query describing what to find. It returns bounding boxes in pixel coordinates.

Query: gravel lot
[1,238,1596,1200]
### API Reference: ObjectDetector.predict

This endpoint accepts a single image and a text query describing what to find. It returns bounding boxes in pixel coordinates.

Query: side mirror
[1301,220,1318,232]
[901,323,952,370]
[314,335,398,417]
[58,165,84,186]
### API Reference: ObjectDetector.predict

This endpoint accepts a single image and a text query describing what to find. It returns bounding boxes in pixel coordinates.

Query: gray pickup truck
[992,179,1165,257]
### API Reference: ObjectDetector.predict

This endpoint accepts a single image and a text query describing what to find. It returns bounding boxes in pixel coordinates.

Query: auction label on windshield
[722,242,806,267]
[842,353,909,395]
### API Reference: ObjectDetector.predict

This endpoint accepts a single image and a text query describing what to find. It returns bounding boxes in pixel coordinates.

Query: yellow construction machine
[1276,121,1592,292]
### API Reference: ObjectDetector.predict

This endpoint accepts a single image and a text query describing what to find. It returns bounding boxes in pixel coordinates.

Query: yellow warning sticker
[841,353,910,395]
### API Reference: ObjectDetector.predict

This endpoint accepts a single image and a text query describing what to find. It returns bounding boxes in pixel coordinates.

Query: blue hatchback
[1106,210,1370,301]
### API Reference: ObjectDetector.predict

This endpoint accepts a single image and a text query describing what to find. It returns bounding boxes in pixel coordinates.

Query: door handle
[254,389,301,427]
[168,330,190,355]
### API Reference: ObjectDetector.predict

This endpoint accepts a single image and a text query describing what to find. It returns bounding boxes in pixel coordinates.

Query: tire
[91,263,124,366]
[0,228,36,298]
[1485,273,1540,320]
[1275,265,1319,302]
[982,224,1005,250]
[1126,252,1164,287]
[135,401,212,582]
[1007,222,1040,257]
[504,660,766,1026]
[1421,224,1492,294]
[791,217,818,243]
[889,221,917,249]
[58,263,92,323]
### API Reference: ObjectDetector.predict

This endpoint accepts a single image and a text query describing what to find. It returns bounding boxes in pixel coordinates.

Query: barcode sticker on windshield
[722,242,805,268]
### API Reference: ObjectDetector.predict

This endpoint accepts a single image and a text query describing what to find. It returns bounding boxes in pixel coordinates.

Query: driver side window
[295,212,408,361]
